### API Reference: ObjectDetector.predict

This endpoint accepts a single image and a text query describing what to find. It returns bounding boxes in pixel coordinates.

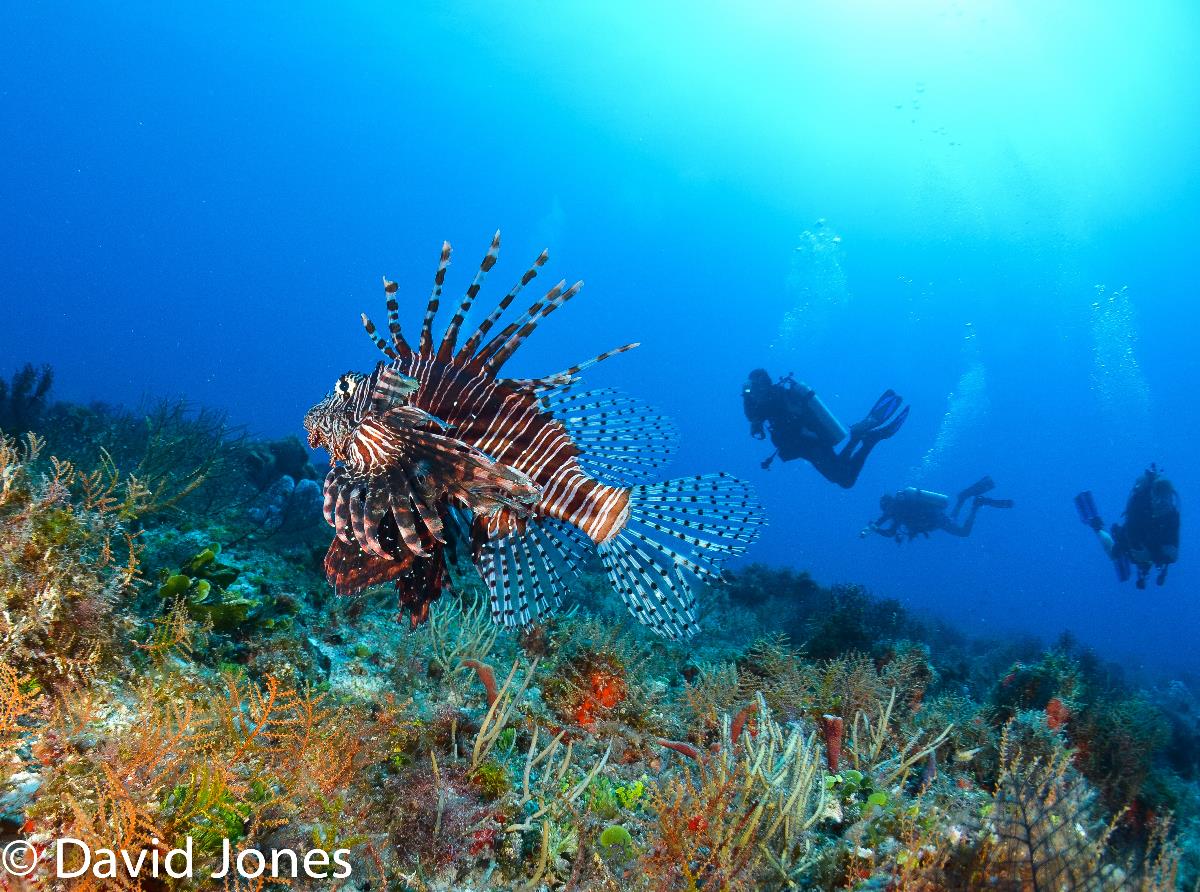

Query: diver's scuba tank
[786,380,848,445]
[897,487,950,510]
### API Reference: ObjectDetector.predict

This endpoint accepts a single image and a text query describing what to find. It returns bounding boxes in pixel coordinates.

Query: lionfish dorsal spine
[481,279,584,375]
[511,343,642,394]
[436,230,501,363]
[361,276,414,360]
[469,279,565,372]
[418,241,453,356]
[456,249,549,364]
[361,311,398,359]
[384,277,413,357]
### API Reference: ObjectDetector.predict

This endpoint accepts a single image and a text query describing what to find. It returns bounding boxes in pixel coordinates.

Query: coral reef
[0,394,1197,890]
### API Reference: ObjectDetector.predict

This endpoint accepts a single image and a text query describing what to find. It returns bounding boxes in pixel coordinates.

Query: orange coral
[642,759,763,890]
[575,667,627,727]
[544,645,632,730]
[0,660,37,744]
[1045,697,1071,730]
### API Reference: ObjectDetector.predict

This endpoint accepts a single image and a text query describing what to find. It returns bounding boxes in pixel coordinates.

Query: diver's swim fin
[976,497,1013,509]
[1074,491,1101,527]
[869,404,909,441]
[866,389,902,427]
[958,476,996,502]
[1114,549,1132,583]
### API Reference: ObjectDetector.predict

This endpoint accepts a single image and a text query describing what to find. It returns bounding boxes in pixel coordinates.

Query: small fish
[304,232,766,638]
[953,747,983,763]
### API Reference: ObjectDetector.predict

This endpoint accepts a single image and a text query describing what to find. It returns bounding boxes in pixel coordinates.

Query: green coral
[156,545,260,632]
[160,773,251,856]
[469,759,511,801]
[586,775,620,819]
[615,778,646,810]
[496,726,517,754]
[180,543,240,588]
[585,775,646,819]
[598,824,635,861]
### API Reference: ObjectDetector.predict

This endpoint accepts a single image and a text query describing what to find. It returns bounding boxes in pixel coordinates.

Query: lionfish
[303,232,765,639]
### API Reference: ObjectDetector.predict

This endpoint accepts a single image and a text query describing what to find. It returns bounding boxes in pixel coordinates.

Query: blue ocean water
[3,2,1198,672]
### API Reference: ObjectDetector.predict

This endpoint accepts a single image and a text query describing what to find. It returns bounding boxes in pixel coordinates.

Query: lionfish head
[303,371,369,460]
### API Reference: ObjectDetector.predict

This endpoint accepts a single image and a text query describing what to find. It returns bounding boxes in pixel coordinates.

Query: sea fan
[983,723,1119,891]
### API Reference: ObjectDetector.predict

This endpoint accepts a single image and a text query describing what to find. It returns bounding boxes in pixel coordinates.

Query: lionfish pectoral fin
[460,480,539,521]
[391,423,540,518]
[382,404,452,432]
[596,473,767,640]
[387,486,432,558]
[538,387,679,485]
[395,549,450,628]
[325,535,412,597]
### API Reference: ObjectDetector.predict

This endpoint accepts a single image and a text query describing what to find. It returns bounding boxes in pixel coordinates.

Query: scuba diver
[742,369,909,488]
[1075,464,1180,589]
[860,476,1013,542]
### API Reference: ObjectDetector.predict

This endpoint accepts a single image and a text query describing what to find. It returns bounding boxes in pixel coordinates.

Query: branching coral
[1072,694,1170,816]
[0,659,38,791]
[25,670,394,888]
[643,749,766,890]
[469,660,536,771]
[0,433,139,684]
[645,695,827,890]
[844,688,953,789]
[0,385,1194,892]
[981,721,1123,891]
[39,397,245,522]
[427,593,499,680]
[0,660,37,744]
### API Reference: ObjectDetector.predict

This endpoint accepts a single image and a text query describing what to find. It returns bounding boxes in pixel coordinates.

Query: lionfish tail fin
[437,230,500,362]
[418,241,453,355]
[598,473,767,640]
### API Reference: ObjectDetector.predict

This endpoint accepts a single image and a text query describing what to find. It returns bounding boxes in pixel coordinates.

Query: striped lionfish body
[304,232,765,639]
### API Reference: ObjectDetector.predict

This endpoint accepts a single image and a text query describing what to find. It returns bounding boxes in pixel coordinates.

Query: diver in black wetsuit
[1075,464,1180,589]
[742,369,909,489]
[861,476,1014,542]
